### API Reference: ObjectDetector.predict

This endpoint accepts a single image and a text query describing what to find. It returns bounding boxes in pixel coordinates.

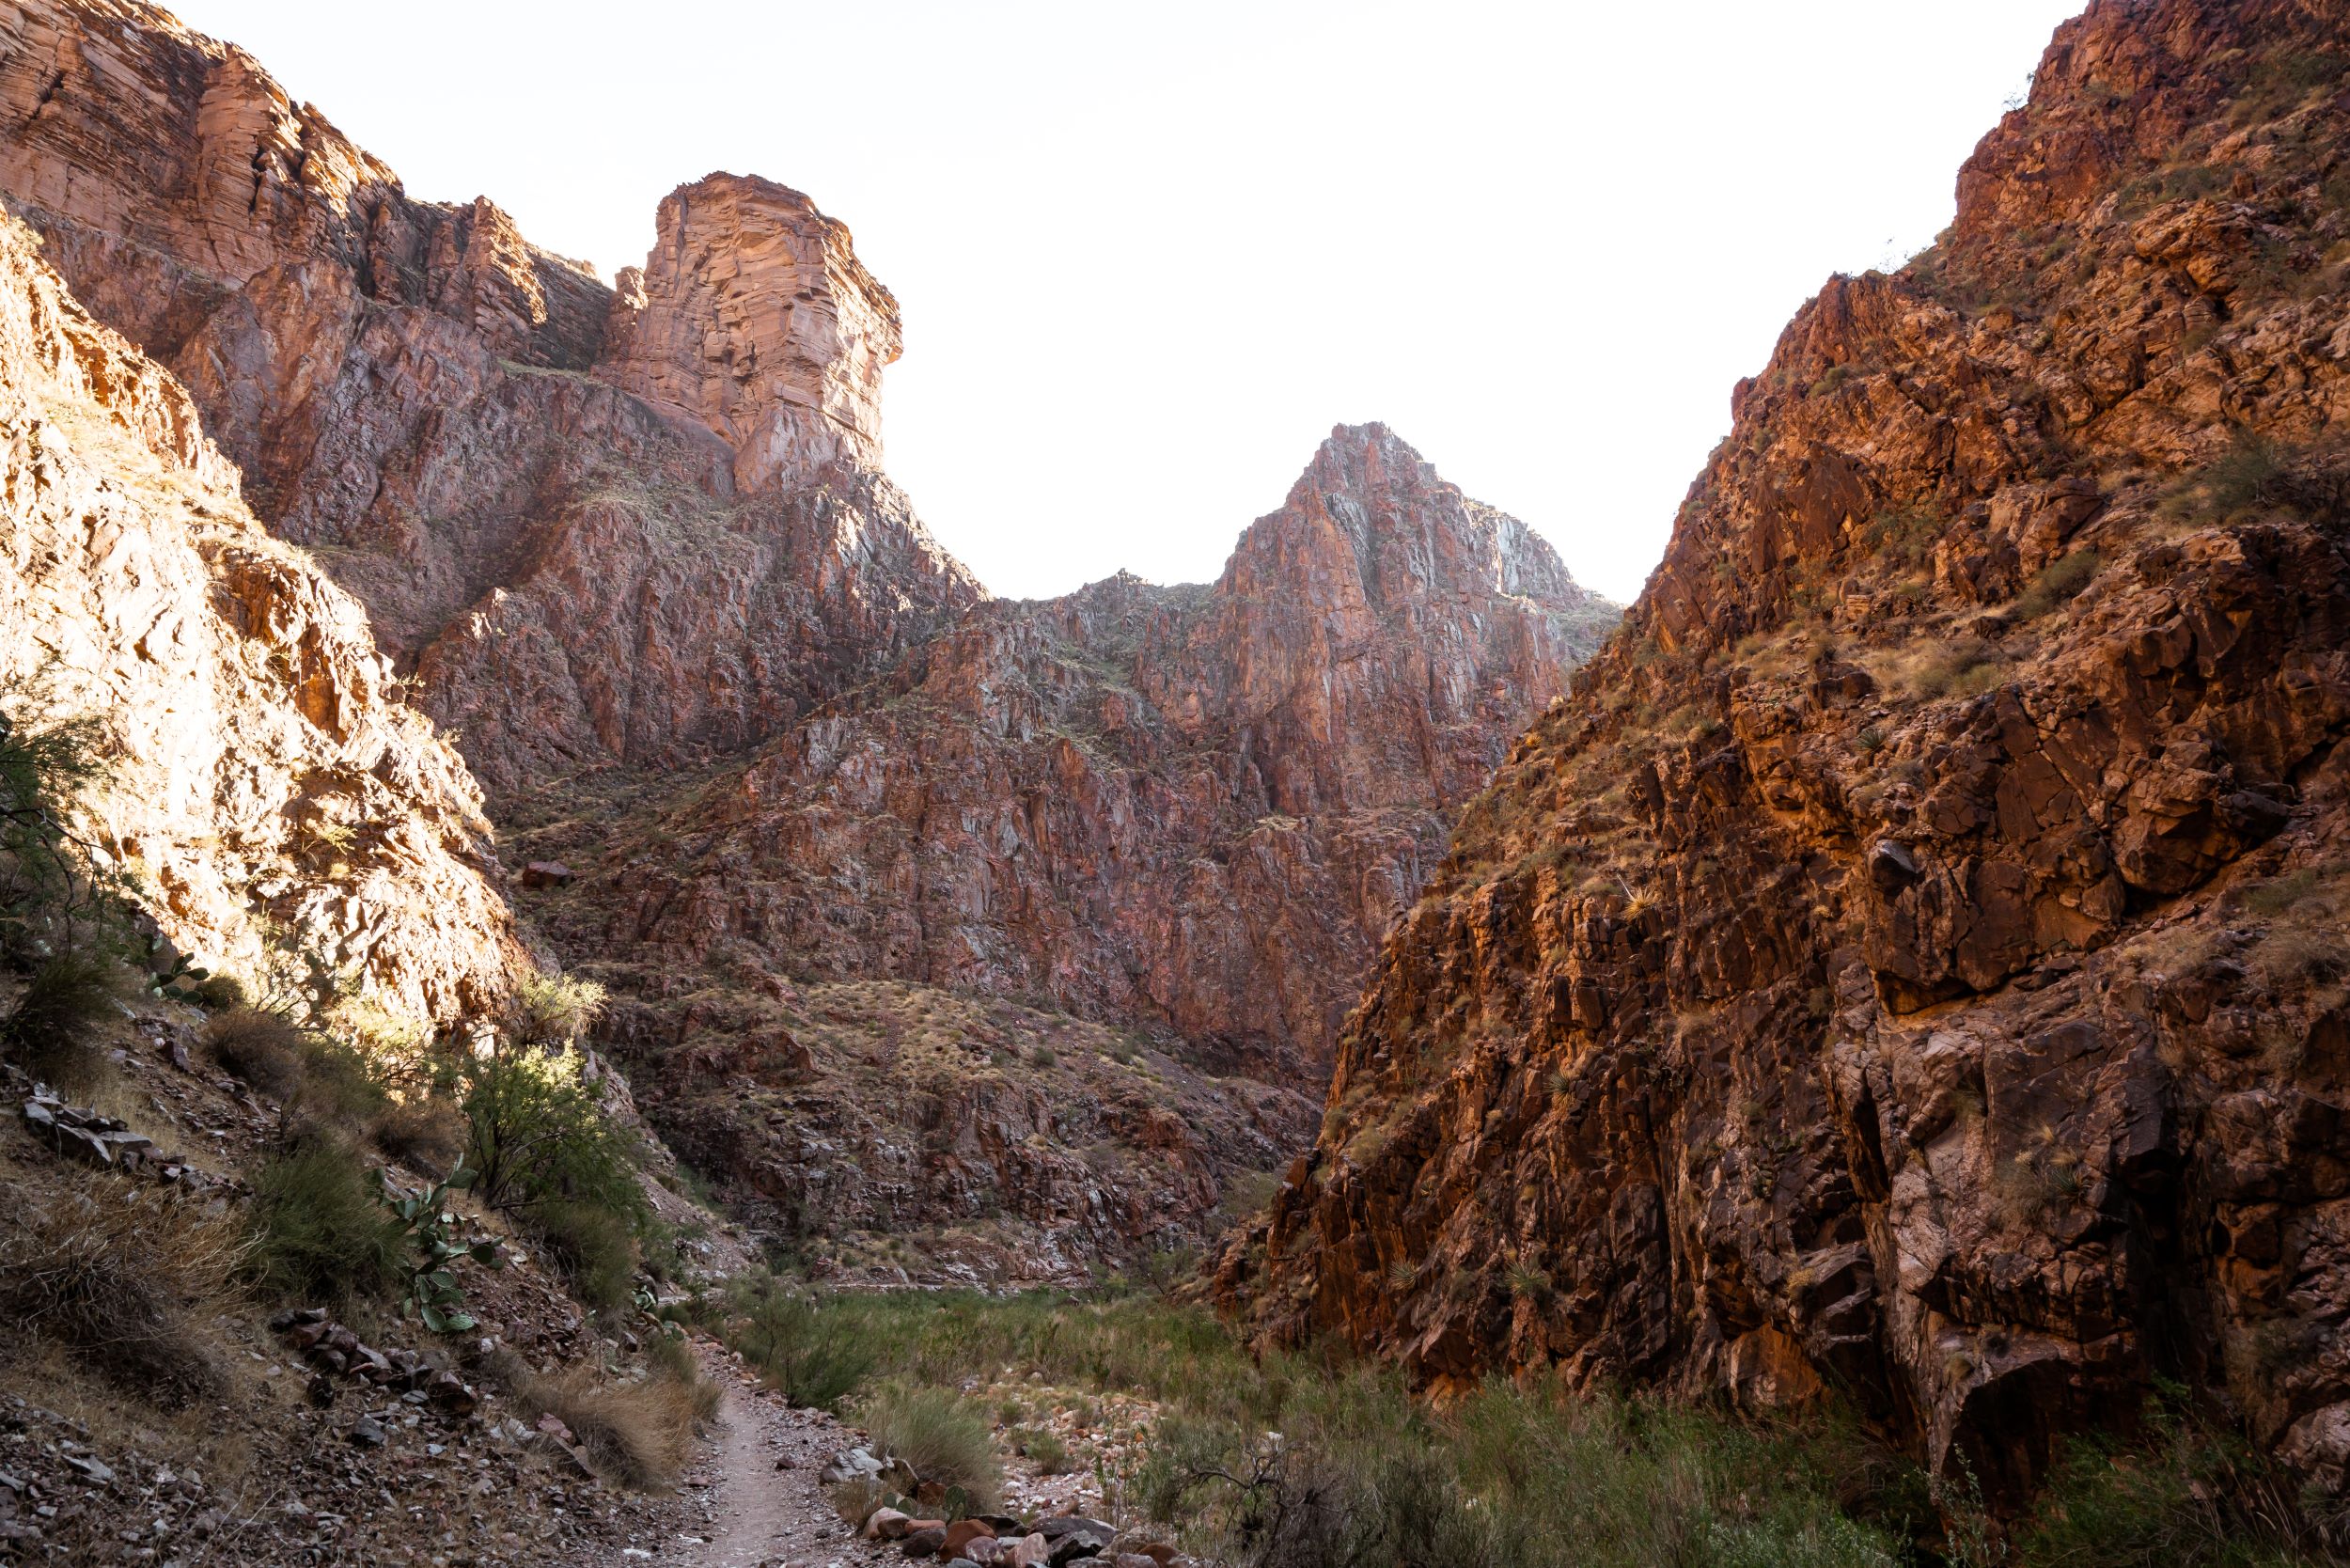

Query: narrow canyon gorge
[0,0,2345,1562]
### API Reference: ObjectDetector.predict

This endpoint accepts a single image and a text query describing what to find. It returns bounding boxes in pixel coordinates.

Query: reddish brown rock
[0,0,1614,1264]
[0,1,980,792]
[566,423,1615,1069]
[0,201,517,1017]
[1228,0,2350,1503]
[598,172,900,491]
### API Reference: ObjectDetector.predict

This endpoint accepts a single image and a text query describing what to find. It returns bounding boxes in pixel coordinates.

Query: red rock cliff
[599,172,901,491]
[0,0,980,792]
[0,200,519,1019]
[543,422,1616,1070]
[0,0,1621,1263]
[1229,0,2350,1502]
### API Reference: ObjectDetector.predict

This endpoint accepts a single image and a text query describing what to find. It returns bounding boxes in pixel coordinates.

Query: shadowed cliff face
[1225,0,2350,1501]
[0,0,1617,1259]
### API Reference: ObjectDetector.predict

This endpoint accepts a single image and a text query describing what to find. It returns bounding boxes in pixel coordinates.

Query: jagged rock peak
[597,171,901,492]
[1228,420,1602,621]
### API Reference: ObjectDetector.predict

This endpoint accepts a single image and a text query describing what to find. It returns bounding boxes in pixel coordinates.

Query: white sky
[168,1,2080,604]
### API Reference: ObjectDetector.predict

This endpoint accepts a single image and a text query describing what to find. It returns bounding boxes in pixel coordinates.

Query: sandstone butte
[0,0,1617,1266]
[1219,0,2350,1508]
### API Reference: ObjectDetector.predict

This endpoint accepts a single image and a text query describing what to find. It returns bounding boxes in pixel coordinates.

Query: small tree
[460,972,638,1217]
[0,698,110,962]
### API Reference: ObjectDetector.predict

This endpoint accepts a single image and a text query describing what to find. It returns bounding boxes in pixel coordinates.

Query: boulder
[943,1519,998,1559]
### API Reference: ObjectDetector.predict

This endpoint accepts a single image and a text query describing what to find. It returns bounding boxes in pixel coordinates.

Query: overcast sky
[169,0,2080,604]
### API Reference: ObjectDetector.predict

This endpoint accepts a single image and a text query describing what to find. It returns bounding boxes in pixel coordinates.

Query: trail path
[629,1354,894,1568]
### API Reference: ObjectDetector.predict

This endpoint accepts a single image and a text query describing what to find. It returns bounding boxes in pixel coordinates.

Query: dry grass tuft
[202,1007,306,1098]
[856,1379,1001,1509]
[507,1359,701,1491]
[0,1178,242,1403]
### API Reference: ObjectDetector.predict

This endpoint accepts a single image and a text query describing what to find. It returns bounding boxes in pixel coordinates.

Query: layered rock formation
[0,0,979,791]
[516,427,1608,1253]
[599,172,901,490]
[0,202,517,1018]
[0,0,1616,1261]
[549,423,1615,1068]
[1228,0,2350,1500]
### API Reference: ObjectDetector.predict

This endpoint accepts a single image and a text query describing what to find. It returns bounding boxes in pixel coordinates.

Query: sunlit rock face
[0,202,520,1020]
[0,0,980,792]
[599,172,901,493]
[1224,0,2350,1505]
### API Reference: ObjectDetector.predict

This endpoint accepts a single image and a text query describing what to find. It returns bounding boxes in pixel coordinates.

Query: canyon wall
[551,422,1615,1069]
[0,201,519,1018]
[0,0,1616,1259]
[1227,0,2350,1499]
[0,0,981,792]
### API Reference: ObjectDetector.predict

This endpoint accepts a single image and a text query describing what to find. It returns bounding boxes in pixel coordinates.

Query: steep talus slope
[0,203,518,1016]
[1227,0,2350,1499]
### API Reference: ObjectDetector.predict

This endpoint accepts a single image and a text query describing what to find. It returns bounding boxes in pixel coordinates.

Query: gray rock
[64,1454,114,1485]
[347,1416,387,1448]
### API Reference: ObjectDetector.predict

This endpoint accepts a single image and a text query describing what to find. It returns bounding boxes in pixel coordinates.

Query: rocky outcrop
[1229,0,2350,1502]
[0,0,1617,1263]
[589,971,1321,1278]
[535,424,1617,1069]
[0,0,979,791]
[598,173,900,491]
[0,203,516,1019]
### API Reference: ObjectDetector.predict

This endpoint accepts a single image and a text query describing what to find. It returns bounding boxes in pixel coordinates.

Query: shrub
[0,701,108,961]
[507,1361,697,1490]
[2018,1388,2337,1567]
[1016,1426,1072,1474]
[295,1032,391,1125]
[720,1275,874,1412]
[857,1380,999,1510]
[506,969,607,1049]
[461,1035,642,1218]
[528,1199,638,1311]
[0,949,122,1091]
[245,1139,403,1306]
[370,1093,468,1171]
[647,1330,725,1425]
[203,1007,306,1098]
[792,1292,1912,1567]
[2159,435,2287,524]
[2014,549,2104,619]
[0,1179,238,1403]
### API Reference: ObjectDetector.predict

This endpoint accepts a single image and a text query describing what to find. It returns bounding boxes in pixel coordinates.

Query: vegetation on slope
[680,1280,2333,1565]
